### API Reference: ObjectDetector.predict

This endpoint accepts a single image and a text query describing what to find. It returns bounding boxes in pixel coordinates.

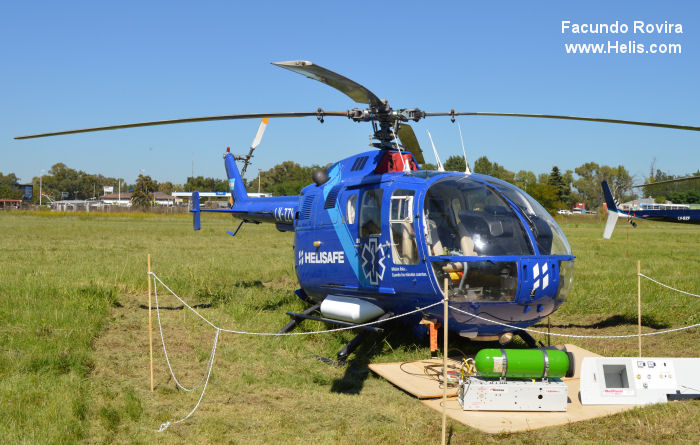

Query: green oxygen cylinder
[474,348,574,379]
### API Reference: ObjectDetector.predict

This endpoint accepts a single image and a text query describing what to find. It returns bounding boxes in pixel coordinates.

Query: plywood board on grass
[368,358,461,399]
[371,344,640,433]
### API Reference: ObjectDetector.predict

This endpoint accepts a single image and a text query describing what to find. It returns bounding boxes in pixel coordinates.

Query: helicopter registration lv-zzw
[16,60,700,361]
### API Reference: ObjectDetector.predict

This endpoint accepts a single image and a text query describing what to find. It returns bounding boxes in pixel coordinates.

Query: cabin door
[356,187,391,290]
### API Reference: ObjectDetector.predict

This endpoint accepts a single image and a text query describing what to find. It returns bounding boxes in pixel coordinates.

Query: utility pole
[258,169,262,194]
[39,169,45,207]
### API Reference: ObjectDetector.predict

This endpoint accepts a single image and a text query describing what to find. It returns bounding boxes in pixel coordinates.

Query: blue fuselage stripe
[323,164,360,278]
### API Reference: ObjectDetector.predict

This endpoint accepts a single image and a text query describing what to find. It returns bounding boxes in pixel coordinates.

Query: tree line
[432,155,638,212]
[2,158,698,212]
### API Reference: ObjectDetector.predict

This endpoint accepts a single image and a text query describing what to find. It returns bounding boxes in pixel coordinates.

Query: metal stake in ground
[148,254,154,392]
[441,277,448,445]
[637,260,642,357]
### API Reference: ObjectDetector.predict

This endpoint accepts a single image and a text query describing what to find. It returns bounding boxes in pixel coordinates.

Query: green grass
[0,212,698,443]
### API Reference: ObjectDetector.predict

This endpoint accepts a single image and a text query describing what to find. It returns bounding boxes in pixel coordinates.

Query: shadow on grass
[139,303,212,310]
[233,280,264,289]
[549,314,670,330]
[251,297,293,312]
[329,325,493,395]
[329,326,401,395]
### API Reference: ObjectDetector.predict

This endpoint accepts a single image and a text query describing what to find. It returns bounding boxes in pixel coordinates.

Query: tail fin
[224,153,248,206]
[192,191,201,230]
[601,179,619,239]
[601,179,618,212]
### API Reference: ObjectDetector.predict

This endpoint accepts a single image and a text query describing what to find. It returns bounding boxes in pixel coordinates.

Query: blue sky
[2,1,699,184]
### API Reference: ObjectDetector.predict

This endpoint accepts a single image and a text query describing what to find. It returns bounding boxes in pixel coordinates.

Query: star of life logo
[532,262,550,291]
[360,238,387,286]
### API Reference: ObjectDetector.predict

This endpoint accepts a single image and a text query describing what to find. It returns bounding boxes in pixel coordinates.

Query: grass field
[0,211,698,444]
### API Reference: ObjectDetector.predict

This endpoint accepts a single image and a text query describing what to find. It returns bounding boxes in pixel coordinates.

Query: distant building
[619,197,655,212]
[0,199,22,209]
[171,192,272,199]
[49,200,104,212]
[571,202,586,214]
[619,197,694,212]
[171,191,272,209]
[18,184,33,201]
[100,192,178,207]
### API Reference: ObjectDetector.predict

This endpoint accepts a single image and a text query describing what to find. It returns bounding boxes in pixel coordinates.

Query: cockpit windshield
[482,177,572,255]
[423,177,534,257]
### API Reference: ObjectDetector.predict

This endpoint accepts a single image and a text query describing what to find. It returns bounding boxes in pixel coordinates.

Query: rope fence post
[637,260,642,357]
[148,254,154,392]
[441,277,448,445]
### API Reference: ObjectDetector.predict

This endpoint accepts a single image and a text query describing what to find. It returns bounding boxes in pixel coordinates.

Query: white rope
[149,272,442,335]
[152,270,698,340]
[157,328,219,432]
[149,270,697,432]
[151,273,219,330]
[448,305,699,339]
[154,275,210,392]
[639,273,700,298]
[149,272,444,432]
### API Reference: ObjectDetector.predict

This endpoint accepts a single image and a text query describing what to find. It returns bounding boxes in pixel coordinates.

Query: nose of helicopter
[421,173,575,336]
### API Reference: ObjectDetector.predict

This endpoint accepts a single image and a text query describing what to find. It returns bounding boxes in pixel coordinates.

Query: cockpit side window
[390,190,418,265]
[359,189,383,237]
[483,178,572,255]
[346,193,357,224]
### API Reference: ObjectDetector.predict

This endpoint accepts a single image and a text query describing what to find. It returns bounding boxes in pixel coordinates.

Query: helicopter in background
[602,177,700,239]
[17,61,700,363]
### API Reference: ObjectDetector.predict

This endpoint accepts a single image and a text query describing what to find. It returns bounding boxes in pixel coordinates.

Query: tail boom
[190,152,299,231]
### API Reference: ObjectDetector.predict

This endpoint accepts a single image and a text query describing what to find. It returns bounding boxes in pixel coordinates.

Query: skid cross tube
[276,302,322,335]
[515,329,542,348]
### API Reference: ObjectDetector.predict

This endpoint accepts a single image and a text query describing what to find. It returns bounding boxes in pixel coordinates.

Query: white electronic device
[580,357,700,405]
[458,376,568,411]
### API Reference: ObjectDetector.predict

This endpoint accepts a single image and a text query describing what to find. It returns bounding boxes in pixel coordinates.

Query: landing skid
[514,329,544,348]
[336,312,394,366]
[278,301,394,366]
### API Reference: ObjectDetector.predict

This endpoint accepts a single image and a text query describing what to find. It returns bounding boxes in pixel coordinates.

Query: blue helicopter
[602,178,700,238]
[16,60,700,362]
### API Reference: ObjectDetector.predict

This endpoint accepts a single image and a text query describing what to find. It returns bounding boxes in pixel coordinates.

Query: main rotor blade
[633,175,700,188]
[397,124,425,164]
[273,60,381,107]
[15,111,346,139]
[425,112,700,132]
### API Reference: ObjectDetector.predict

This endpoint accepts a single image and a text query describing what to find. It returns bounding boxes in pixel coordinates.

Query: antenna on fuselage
[426,130,445,172]
[457,122,471,174]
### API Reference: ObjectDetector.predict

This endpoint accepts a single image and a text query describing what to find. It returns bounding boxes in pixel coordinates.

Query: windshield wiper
[520,211,539,238]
